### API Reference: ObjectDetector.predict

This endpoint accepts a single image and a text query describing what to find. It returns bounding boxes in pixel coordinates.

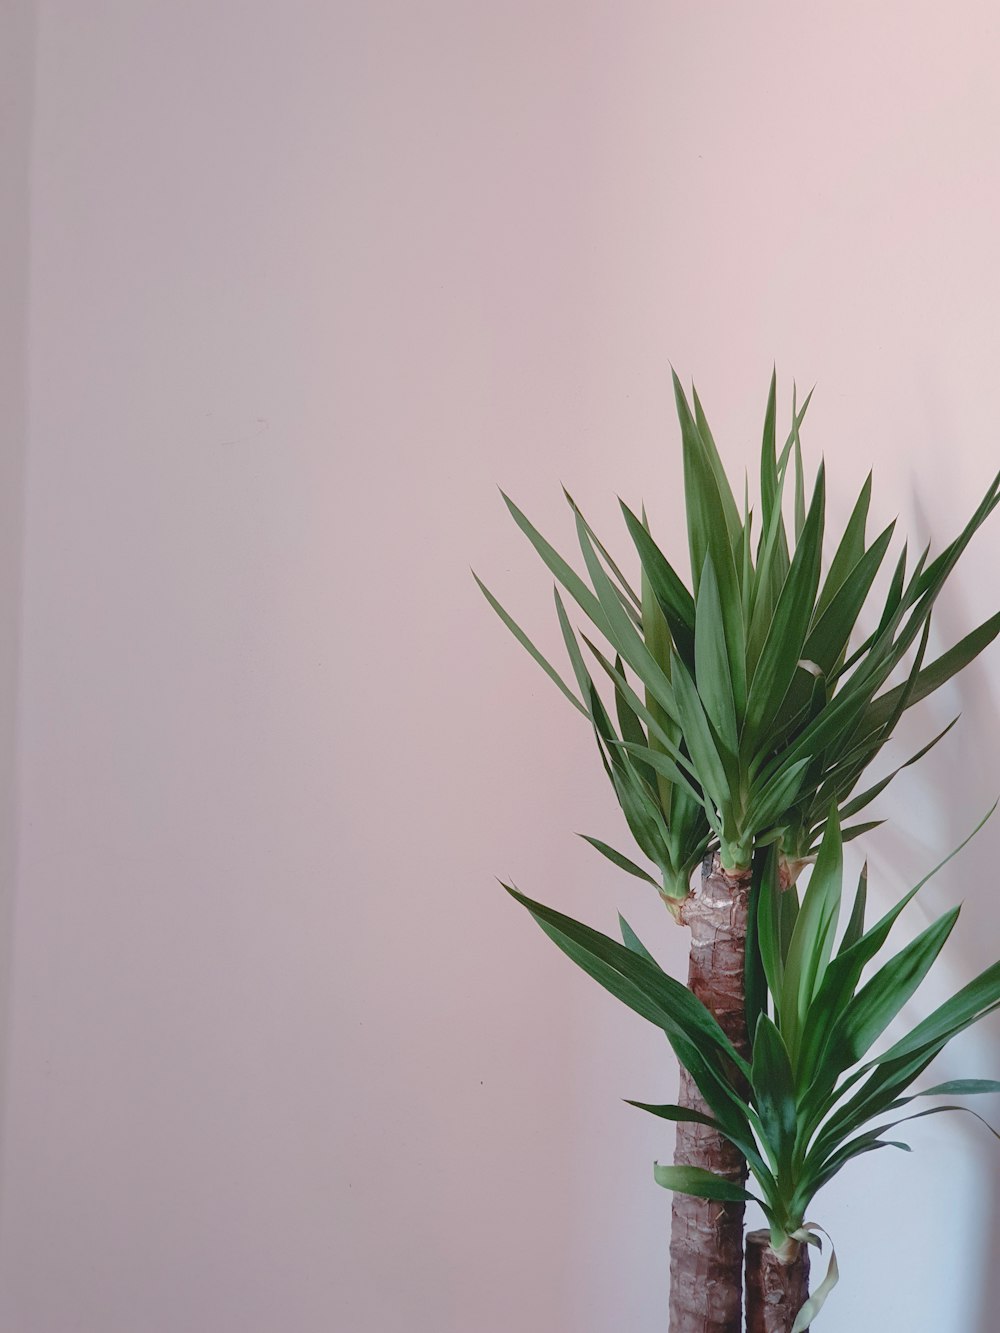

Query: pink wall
[2,2,999,1329]
[0,0,33,1208]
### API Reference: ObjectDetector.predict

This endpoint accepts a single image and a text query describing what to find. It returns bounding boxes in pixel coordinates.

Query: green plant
[477,374,1000,895]
[478,373,1000,1332]
[503,806,1000,1330]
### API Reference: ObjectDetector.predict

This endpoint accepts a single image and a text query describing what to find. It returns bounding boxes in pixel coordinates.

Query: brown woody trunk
[745,1230,810,1333]
[668,853,752,1333]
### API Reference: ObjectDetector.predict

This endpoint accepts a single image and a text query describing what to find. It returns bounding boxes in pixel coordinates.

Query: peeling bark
[668,854,752,1333]
[745,1230,810,1333]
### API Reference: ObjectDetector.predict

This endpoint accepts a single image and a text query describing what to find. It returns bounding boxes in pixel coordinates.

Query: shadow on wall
[905,483,1000,1333]
[0,0,34,1204]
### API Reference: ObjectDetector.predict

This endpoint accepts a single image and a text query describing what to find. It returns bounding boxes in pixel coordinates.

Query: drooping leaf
[626,1099,723,1130]
[653,1163,758,1203]
[503,883,749,1076]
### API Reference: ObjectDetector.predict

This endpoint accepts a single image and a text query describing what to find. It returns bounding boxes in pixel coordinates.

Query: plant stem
[669,854,751,1333]
[745,1230,810,1333]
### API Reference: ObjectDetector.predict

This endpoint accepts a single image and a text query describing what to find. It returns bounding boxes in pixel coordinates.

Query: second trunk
[668,853,752,1333]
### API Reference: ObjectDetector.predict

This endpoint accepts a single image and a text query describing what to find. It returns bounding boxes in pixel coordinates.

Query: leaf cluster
[504,809,1000,1250]
[477,375,1000,893]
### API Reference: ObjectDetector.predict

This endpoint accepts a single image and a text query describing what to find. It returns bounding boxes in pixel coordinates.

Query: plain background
[2,2,1000,1330]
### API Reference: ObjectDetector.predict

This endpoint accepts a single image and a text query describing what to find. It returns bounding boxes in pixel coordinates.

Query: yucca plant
[480,375,1000,886]
[477,375,1000,1331]
[501,808,1000,1332]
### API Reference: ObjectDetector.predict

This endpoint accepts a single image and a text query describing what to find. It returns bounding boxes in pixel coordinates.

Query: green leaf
[834,906,961,1067]
[876,951,1000,1067]
[802,521,895,676]
[670,651,731,825]
[837,717,959,822]
[502,883,749,1076]
[578,835,661,887]
[839,819,885,844]
[474,573,588,717]
[838,863,868,956]
[798,811,995,1129]
[800,1136,911,1201]
[580,637,705,802]
[586,683,669,867]
[861,609,1000,737]
[751,1015,797,1177]
[745,850,769,1042]
[791,386,806,541]
[691,383,743,549]
[694,555,740,757]
[653,1163,758,1203]
[612,739,692,794]
[751,385,810,668]
[913,1079,1000,1097]
[744,463,826,751]
[504,882,759,1143]
[637,510,679,804]
[758,369,782,541]
[574,511,680,727]
[620,501,696,666]
[813,472,872,621]
[756,847,785,1002]
[618,913,658,963]
[500,493,611,638]
[613,654,657,790]
[780,807,843,1054]
[911,469,1000,601]
[625,1099,723,1130]
[812,1104,1000,1199]
[553,586,601,708]
[562,487,641,612]
[747,756,812,835]
[674,372,731,597]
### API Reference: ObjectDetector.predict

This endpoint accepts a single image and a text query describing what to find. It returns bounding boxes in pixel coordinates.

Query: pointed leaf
[579,835,661,887]
[653,1163,758,1203]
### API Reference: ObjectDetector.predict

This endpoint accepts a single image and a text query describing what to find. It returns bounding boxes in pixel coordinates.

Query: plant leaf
[579,835,661,887]
[500,493,612,637]
[751,1015,797,1177]
[744,463,826,752]
[620,500,696,666]
[474,573,588,716]
[618,913,658,963]
[694,555,739,758]
[780,806,843,1055]
[653,1163,758,1203]
[832,905,961,1067]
